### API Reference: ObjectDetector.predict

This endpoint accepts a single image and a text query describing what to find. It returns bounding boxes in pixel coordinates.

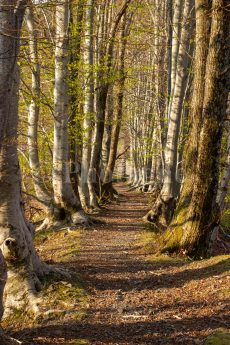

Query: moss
[205,330,230,345]
[69,341,90,345]
[34,228,54,245]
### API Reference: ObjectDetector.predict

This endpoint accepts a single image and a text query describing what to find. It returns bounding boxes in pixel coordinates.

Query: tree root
[143,196,176,229]
[0,330,22,345]
[36,209,91,232]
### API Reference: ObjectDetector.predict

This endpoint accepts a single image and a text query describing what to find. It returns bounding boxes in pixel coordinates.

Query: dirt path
[72,184,230,345]
[13,183,230,345]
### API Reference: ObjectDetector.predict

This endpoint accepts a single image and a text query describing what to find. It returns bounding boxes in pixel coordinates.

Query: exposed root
[0,330,22,345]
[143,196,176,229]
[100,183,119,202]
[36,210,91,232]
[71,210,89,225]
[209,225,230,256]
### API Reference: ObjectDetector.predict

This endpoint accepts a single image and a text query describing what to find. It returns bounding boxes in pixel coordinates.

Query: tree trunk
[170,0,184,100]
[217,129,230,212]
[0,250,21,344]
[25,5,52,210]
[88,0,132,208]
[53,0,88,225]
[144,0,194,227]
[102,87,113,170]
[103,13,131,198]
[69,0,85,191]
[159,0,230,257]
[79,0,95,209]
[0,0,48,316]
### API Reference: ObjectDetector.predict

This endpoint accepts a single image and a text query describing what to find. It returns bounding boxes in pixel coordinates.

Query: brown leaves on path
[10,183,230,344]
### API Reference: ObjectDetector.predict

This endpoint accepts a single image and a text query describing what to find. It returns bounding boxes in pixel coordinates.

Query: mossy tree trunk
[159,0,230,257]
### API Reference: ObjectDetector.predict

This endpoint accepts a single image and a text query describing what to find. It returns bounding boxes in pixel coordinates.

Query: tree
[25,3,52,211]
[87,0,132,208]
[52,0,88,225]
[0,0,48,318]
[144,0,194,227]
[79,0,95,209]
[158,0,230,257]
[103,12,132,198]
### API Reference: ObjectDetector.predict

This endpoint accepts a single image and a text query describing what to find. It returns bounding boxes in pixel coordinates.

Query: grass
[2,226,88,344]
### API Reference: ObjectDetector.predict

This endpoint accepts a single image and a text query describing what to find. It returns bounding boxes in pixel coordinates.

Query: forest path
[15,183,230,345]
[71,183,229,345]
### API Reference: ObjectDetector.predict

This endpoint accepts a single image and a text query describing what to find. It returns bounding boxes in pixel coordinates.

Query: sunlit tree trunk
[159,0,230,257]
[79,0,95,209]
[0,250,21,344]
[102,87,113,170]
[170,0,184,99]
[69,0,85,191]
[53,0,88,224]
[0,0,49,316]
[144,0,194,227]
[25,4,51,209]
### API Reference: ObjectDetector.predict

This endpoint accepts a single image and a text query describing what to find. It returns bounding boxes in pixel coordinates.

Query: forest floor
[4,183,230,345]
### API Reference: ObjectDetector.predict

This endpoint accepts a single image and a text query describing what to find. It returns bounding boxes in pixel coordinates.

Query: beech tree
[102,13,133,198]
[0,0,49,322]
[158,0,230,257]
[144,0,194,227]
[87,0,132,208]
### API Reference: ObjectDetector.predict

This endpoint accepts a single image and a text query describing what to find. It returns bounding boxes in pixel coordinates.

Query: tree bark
[103,13,131,198]
[53,0,88,225]
[0,251,21,344]
[0,0,48,316]
[79,0,95,209]
[159,0,230,257]
[144,0,194,227]
[88,0,132,208]
[25,5,52,209]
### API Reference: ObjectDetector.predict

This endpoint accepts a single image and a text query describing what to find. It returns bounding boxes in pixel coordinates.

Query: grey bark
[79,0,95,209]
[161,0,194,202]
[0,0,48,316]
[53,0,87,224]
[25,5,51,207]
[88,0,132,208]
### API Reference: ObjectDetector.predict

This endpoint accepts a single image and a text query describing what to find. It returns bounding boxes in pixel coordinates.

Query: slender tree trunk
[25,5,51,209]
[103,13,131,198]
[217,125,230,212]
[170,0,184,101]
[53,0,88,225]
[102,87,113,169]
[144,0,194,227]
[69,0,85,187]
[159,0,230,257]
[88,0,132,208]
[79,0,95,209]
